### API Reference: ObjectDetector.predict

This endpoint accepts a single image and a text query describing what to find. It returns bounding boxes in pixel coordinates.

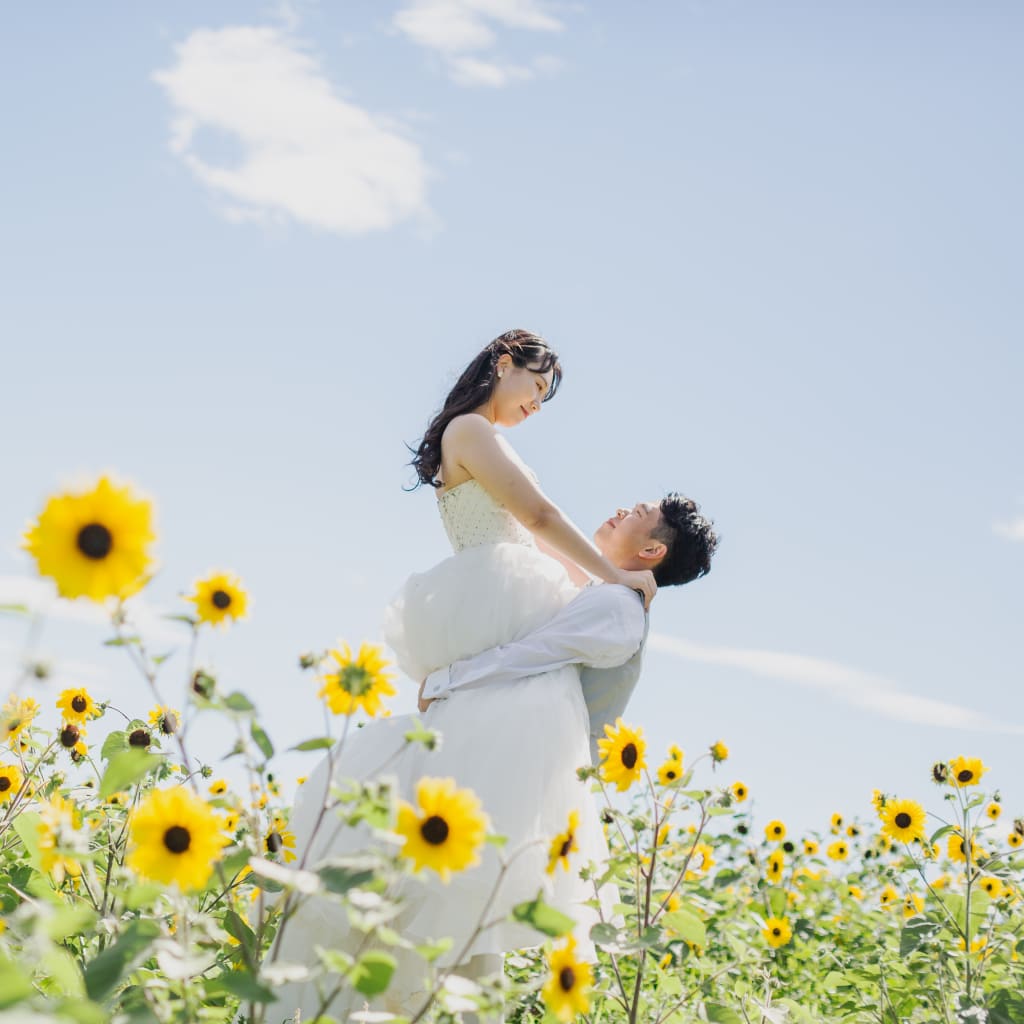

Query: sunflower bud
[191,670,216,698]
[31,661,51,680]
[931,761,949,784]
[298,652,318,670]
[59,723,80,748]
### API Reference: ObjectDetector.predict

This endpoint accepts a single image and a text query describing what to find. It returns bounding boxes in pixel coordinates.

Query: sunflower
[879,884,898,908]
[395,777,488,882]
[764,820,786,842]
[985,802,1002,821]
[56,688,101,726]
[185,571,249,628]
[657,750,683,786]
[710,740,729,763]
[264,818,297,863]
[879,798,927,844]
[1,695,40,744]
[547,810,580,875]
[541,936,593,1022]
[37,792,87,884]
[949,756,987,788]
[731,781,748,802]
[689,841,715,874]
[57,722,88,758]
[871,789,885,812]
[847,884,864,900]
[803,839,819,856]
[903,893,925,918]
[830,813,844,833]
[318,642,397,718]
[148,705,180,736]
[827,841,849,861]
[947,830,975,864]
[22,475,156,601]
[762,916,792,949]
[0,764,24,804]
[209,779,229,797]
[597,718,647,792]
[979,876,1004,898]
[766,850,785,883]
[1009,833,1023,849]
[126,786,230,891]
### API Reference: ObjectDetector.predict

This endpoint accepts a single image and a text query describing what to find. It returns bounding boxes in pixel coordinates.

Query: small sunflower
[947,830,975,864]
[0,764,24,804]
[871,789,885,812]
[148,705,181,736]
[710,740,729,763]
[318,642,397,718]
[597,718,647,792]
[395,777,488,882]
[56,688,101,726]
[948,756,987,788]
[22,475,156,601]
[762,916,792,949]
[1,695,40,744]
[903,893,925,918]
[209,778,229,797]
[731,781,748,802]
[830,812,844,833]
[185,571,249,628]
[57,722,88,758]
[765,820,786,842]
[879,798,927,844]
[803,839,819,856]
[979,876,1004,898]
[37,792,87,884]
[847,884,864,900]
[1009,833,1023,849]
[880,884,898,908]
[689,840,715,873]
[126,786,230,891]
[985,802,1002,821]
[656,747,683,785]
[541,936,593,1022]
[766,850,785,883]
[827,840,849,861]
[264,818,297,863]
[547,810,580,875]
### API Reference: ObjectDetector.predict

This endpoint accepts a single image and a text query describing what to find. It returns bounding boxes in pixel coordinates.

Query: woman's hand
[611,568,657,610]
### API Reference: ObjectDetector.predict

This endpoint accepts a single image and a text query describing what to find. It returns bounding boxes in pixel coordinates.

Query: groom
[418,492,718,761]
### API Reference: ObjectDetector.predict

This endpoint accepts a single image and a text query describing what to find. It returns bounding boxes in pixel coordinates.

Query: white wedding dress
[264,476,614,1021]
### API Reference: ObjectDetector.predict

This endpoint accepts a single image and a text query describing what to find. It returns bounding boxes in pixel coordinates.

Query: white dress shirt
[421,583,647,700]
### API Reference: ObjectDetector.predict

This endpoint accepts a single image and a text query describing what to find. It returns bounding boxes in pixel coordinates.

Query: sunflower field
[2,475,1023,1024]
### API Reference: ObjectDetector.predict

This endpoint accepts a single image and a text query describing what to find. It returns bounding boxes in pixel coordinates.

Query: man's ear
[638,541,668,563]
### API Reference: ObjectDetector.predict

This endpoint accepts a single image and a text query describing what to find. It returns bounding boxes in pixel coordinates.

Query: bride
[264,330,656,1021]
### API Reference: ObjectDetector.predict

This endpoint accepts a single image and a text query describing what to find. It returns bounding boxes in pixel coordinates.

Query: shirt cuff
[423,667,451,699]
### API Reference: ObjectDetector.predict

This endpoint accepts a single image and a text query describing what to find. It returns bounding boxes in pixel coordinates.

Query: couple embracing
[268,329,718,1021]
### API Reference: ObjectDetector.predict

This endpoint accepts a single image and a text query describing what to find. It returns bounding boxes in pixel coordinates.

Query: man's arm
[420,584,646,702]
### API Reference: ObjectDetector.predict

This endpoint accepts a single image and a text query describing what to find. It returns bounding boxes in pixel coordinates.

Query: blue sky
[2,1,1022,841]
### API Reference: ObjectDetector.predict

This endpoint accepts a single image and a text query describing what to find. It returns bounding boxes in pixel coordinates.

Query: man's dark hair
[650,493,719,587]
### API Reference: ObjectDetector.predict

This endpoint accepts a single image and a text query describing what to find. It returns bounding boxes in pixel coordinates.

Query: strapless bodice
[437,479,535,552]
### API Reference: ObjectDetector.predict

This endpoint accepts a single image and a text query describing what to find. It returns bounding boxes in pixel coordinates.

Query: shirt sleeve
[422,584,646,700]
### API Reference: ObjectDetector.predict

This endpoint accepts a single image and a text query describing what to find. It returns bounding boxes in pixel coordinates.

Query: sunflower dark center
[60,724,80,747]
[211,589,231,610]
[160,715,177,735]
[267,831,283,853]
[894,812,912,829]
[558,835,574,858]
[0,777,10,792]
[559,967,576,991]
[77,523,113,560]
[71,696,87,713]
[772,927,781,937]
[621,743,638,770]
[957,769,974,783]
[163,825,191,854]
[421,815,449,845]
[129,728,151,747]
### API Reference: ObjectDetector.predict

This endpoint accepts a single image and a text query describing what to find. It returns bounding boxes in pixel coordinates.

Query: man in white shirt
[418,493,718,761]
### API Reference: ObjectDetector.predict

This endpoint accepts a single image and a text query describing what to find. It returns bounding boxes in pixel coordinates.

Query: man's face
[594,500,666,567]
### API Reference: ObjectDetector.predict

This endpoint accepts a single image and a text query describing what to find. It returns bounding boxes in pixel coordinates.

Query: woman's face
[492,357,555,427]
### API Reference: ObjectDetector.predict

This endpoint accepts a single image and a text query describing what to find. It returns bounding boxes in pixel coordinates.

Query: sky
[1,1,1022,843]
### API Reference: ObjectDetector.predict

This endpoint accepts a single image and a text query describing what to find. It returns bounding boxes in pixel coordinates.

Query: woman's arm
[441,415,656,606]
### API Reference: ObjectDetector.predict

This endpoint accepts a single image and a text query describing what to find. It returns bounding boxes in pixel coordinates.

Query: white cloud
[648,632,1023,734]
[393,0,563,87]
[153,27,431,235]
[994,516,1024,542]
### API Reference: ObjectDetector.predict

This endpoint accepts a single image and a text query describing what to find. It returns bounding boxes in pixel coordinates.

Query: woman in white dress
[264,330,656,1021]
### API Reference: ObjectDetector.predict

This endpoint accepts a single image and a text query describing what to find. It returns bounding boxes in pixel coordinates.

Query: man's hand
[417,678,434,714]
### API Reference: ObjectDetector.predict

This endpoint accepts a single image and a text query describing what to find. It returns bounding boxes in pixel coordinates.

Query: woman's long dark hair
[408,329,562,489]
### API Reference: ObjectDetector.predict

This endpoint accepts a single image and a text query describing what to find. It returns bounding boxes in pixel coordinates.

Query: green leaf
[0,953,34,1008]
[0,603,29,616]
[929,824,955,845]
[900,917,938,957]
[84,918,161,1001]
[46,905,98,942]
[512,895,575,937]
[225,691,256,713]
[99,749,163,798]
[211,970,277,1004]
[705,1004,744,1024]
[662,909,707,947]
[590,922,620,946]
[289,737,334,752]
[100,730,128,761]
[104,635,141,647]
[351,950,397,996]
[415,937,453,963]
[766,886,788,918]
[251,722,274,760]
[41,947,86,998]
[318,863,376,895]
